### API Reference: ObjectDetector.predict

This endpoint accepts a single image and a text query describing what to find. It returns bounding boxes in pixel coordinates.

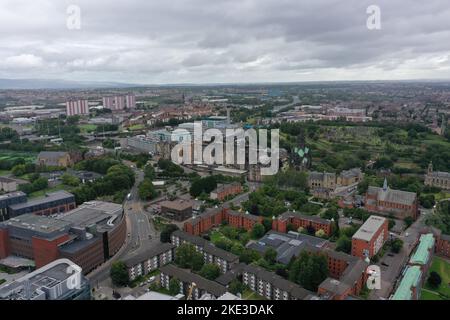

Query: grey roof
[2,214,72,235]
[160,264,227,297]
[309,171,336,180]
[428,171,450,179]
[441,234,450,242]
[215,263,246,286]
[8,191,75,211]
[226,210,260,221]
[37,151,69,160]
[0,191,26,202]
[319,278,351,295]
[339,168,362,179]
[124,243,175,267]
[247,230,328,265]
[352,215,386,242]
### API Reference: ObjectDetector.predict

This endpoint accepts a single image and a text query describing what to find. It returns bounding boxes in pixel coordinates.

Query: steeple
[428,161,433,174]
[383,177,388,191]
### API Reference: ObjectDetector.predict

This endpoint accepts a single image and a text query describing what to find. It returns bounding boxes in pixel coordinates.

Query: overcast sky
[1,0,450,84]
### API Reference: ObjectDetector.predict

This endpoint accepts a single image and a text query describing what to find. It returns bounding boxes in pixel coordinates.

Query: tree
[169,278,181,295]
[144,164,156,180]
[251,223,265,239]
[200,263,221,280]
[228,279,244,294]
[390,238,403,253]
[427,271,442,289]
[175,243,204,271]
[138,179,158,200]
[160,224,179,243]
[315,229,326,238]
[289,251,329,292]
[239,249,261,264]
[336,235,352,254]
[404,216,414,228]
[61,173,80,187]
[264,247,277,265]
[110,261,129,286]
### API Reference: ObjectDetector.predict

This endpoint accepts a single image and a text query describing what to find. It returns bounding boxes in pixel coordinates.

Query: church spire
[383,177,388,191]
[428,161,433,174]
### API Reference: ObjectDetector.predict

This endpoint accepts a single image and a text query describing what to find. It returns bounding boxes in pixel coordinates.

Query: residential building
[210,183,242,201]
[66,100,89,116]
[365,179,418,219]
[425,162,450,191]
[160,199,193,221]
[337,168,363,186]
[242,264,314,300]
[351,215,389,259]
[0,201,126,272]
[272,211,333,236]
[0,259,90,300]
[37,151,73,167]
[160,264,227,300]
[183,208,262,236]
[124,242,175,281]
[436,234,450,258]
[171,230,238,273]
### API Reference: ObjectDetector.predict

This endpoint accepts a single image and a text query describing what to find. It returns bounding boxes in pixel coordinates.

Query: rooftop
[367,186,417,206]
[0,191,26,202]
[8,191,74,211]
[409,233,435,265]
[391,266,422,300]
[124,242,175,267]
[2,214,72,235]
[160,264,227,297]
[352,215,387,242]
[160,199,193,211]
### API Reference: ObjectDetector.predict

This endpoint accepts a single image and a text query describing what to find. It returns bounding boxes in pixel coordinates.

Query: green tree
[336,235,352,254]
[228,279,244,295]
[264,247,277,265]
[110,261,129,286]
[169,278,181,295]
[199,263,221,280]
[390,238,403,253]
[61,173,80,187]
[138,179,158,200]
[160,224,179,243]
[251,223,265,239]
[404,216,414,228]
[175,243,204,271]
[427,271,442,289]
[289,251,329,292]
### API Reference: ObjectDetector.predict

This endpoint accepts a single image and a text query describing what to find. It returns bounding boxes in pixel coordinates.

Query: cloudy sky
[1,0,450,84]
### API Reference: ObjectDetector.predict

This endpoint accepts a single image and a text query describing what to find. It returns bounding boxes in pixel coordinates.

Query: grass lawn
[0,170,11,176]
[422,256,450,300]
[128,124,145,131]
[420,289,443,300]
[28,184,73,199]
[78,124,97,133]
[242,289,266,300]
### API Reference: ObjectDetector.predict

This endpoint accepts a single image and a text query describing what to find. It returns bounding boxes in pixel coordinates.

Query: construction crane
[186,282,197,300]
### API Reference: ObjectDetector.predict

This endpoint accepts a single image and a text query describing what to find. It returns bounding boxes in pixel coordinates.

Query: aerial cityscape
[0,0,449,307]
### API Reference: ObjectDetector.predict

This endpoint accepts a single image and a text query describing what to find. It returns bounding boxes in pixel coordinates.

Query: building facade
[66,100,89,116]
[425,162,450,191]
[365,179,418,219]
[272,211,333,236]
[351,215,388,259]
[210,183,242,201]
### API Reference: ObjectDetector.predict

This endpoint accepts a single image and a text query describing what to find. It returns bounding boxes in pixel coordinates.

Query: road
[87,166,160,286]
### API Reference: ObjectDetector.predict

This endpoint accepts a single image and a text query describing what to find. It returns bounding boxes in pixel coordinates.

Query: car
[149,276,156,282]
[139,282,144,287]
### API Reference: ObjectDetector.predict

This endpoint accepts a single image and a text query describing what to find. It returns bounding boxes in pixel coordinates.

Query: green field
[0,151,36,163]
[242,288,266,300]
[420,256,450,300]
[78,124,97,133]
[128,124,145,131]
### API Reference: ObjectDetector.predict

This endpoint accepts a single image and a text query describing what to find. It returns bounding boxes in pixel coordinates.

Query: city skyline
[1,0,450,84]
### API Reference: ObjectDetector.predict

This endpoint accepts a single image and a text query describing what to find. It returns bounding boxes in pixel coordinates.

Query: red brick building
[436,234,450,258]
[272,211,333,236]
[210,183,242,201]
[0,201,126,273]
[183,208,263,236]
[365,179,418,220]
[351,215,388,259]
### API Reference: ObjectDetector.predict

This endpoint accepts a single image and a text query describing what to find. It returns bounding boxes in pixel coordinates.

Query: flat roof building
[0,258,90,300]
[351,215,388,259]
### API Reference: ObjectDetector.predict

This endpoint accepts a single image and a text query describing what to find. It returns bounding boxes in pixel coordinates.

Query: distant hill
[0,78,143,90]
